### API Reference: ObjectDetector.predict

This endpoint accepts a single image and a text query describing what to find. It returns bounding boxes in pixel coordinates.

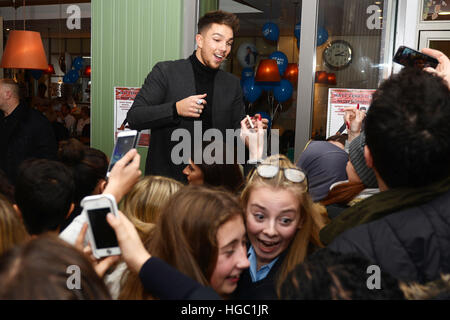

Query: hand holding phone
[107,130,139,177]
[422,47,450,90]
[82,194,121,259]
[393,46,439,69]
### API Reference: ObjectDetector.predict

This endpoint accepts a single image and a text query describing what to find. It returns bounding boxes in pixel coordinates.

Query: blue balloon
[72,56,84,70]
[269,51,288,76]
[31,69,43,80]
[294,22,301,39]
[273,79,293,103]
[262,22,279,41]
[64,69,80,84]
[317,27,329,46]
[241,67,254,80]
[256,82,276,92]
[243,77,263,103]
[295,23,329,47]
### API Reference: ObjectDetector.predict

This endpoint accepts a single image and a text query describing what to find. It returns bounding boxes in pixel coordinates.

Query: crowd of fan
[0,48,450,300]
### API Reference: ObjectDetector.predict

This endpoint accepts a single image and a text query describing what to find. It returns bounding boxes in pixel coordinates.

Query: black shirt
[189,52,218,132]
[0,105,22,175]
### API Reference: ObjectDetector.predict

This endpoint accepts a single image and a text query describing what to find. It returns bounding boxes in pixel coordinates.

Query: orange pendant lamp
[284,63,299,86]
[315,71,328,84]
[255,59,281,82]
[1,30,48,70]
[44,64,56,75]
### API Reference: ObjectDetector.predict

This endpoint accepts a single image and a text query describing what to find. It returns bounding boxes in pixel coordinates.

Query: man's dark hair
[14,159,74,235]
[197,10,239,35]
[326,133,348,147]
[58,138,108,204]
[365,67,450,188]
[279,249,405,300]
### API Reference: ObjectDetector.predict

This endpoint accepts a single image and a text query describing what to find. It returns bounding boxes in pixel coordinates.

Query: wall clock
[323,40,353,70]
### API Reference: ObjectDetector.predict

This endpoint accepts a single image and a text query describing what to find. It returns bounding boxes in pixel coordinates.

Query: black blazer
[127,58,245,182]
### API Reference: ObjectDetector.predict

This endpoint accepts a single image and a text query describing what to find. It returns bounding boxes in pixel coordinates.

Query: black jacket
[127,58,245,183]
[139,257,220,300]
[328,189,450,284]
[232,251,287,300]
[0,102,57,184]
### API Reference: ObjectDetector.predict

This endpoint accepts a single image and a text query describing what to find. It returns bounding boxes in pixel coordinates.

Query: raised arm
[422,47,450,90]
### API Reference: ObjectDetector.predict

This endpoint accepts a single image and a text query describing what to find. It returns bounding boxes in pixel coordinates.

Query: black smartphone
[106,130,139,177]
[393,46,439,69]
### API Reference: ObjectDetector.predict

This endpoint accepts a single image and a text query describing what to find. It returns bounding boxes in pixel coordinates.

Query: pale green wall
[199,0,218,16]
[91,0,183,172]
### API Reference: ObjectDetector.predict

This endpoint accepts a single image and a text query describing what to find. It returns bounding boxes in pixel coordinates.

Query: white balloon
[236,43,258,68]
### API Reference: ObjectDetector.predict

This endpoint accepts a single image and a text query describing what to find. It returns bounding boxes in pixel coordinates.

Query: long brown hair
[119,186,244,300]
[321,181,365,206]
[241,155,328,297]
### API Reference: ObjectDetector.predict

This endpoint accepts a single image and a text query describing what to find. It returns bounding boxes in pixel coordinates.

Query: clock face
[323,40,353,70]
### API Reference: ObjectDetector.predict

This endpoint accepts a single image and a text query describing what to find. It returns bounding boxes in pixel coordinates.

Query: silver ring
[196,99,203,105]
[197,108,201,114]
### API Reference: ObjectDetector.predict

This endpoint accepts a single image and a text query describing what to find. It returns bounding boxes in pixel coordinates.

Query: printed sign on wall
[114,87,150,147]
[327,88,376,138]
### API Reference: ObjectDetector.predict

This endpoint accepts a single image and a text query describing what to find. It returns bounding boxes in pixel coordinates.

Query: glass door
[295,0,398,159]
[419,30,450,57]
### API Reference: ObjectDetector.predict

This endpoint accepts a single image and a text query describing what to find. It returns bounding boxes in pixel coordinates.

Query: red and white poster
[326,88,376,138]
[114,87,150,147]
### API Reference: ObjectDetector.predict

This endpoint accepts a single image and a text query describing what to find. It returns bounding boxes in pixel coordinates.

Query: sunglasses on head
[255,164,306,183]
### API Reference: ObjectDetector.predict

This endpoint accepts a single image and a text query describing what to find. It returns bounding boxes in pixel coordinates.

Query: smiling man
[127,11,247,183]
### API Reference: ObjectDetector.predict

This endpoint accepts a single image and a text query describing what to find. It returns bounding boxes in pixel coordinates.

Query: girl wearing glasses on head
[235,118,328,299]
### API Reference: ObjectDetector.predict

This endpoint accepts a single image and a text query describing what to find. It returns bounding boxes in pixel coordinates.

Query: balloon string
[274,103,282,121]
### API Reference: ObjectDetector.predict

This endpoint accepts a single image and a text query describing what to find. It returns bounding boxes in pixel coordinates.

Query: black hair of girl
[194,140,244,193]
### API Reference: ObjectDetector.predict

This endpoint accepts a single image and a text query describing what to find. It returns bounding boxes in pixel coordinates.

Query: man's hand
[176,93,207,118]
[422,48,450,90]
[103,149,141,202]
[253,113,269,129]
[240,116,265,161]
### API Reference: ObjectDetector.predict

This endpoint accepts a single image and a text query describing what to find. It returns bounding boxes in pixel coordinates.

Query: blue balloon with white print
[262,22,279,41]
[269,51,288,76]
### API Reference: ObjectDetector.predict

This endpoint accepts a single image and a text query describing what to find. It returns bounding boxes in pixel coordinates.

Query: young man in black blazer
[127,11,262,182]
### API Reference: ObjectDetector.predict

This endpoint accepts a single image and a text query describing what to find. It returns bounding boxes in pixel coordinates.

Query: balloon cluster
[239,22,294,107]
[241,52,293,103]
[294,22,329,48]
[63,56,84,84]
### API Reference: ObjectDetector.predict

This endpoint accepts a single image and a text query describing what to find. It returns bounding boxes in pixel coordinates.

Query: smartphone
[106,130,139,177]
[393,46,439,69]
[82,194,121,259]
